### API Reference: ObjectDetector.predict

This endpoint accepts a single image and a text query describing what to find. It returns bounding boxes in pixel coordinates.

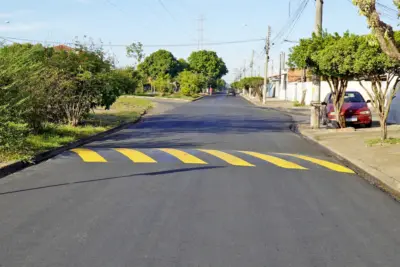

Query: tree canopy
[353,0,400,61]
[188,50,228,85]
[137,49,179,80]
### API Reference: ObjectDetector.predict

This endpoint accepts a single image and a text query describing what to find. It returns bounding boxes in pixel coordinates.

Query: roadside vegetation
[366,137,400,147]
[231,77,264,100]
[0,96,152,163]
[0,39,227,163]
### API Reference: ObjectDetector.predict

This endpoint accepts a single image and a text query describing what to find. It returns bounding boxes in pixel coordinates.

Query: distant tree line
[126,43,228,96]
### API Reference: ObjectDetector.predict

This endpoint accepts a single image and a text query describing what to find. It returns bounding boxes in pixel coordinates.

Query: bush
[178,70,206,96]
[0,43,132,128]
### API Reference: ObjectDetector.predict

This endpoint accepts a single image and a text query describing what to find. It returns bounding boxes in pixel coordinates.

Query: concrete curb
[292,123,400,202]
[0,111,147,179]
[127,95,205,102]
[190,95,205,102]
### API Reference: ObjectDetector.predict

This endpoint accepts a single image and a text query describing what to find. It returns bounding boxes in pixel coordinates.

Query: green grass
[293,101,306,107]
[127,92,199,101]
[0,97,152,163]
[366,137,400,146]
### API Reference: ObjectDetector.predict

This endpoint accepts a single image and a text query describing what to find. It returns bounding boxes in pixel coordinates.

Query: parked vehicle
[321,91,372,127]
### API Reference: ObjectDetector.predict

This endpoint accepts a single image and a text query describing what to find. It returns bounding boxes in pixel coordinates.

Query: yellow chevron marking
[71,148,107,163]
[198,149,254,167]
[280,154,355,174]
[240,151,307,170]
[159,149,207,164]
[114,148,157,163]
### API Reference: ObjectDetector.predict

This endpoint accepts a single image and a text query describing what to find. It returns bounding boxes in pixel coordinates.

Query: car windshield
[328,92,365,103]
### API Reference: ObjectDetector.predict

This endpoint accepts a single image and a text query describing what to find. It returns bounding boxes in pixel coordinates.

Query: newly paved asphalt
[1,95,400,266]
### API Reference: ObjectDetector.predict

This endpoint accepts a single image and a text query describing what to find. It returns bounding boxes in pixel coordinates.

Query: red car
[322,91,372,127]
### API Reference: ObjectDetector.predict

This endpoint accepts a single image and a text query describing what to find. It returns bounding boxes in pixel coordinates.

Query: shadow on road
[0,166,225,196]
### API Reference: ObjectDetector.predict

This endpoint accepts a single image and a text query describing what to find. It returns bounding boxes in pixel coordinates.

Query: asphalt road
[1,95,400,267]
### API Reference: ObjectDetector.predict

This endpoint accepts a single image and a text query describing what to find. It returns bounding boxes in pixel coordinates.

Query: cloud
[0,22,46,33]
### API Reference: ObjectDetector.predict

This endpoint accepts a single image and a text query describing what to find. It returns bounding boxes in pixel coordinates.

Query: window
[344,92,365,103]
[326,92,365,103]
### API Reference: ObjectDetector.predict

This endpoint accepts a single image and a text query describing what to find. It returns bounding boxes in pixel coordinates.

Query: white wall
[284,81,375,104]
[282,79,400,124]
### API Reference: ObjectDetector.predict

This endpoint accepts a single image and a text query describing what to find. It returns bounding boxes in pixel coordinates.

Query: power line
[272,0,310,44]
[346,0,398,21]
[0,36,265,48]
[156,0,197,41]
[104,0,129,16]
[283,0,310,42]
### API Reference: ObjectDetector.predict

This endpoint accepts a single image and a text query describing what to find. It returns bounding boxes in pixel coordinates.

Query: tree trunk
[68,116,79,127]
[380,118,388,141]
[334,102,346,128]
[300,90,306,105]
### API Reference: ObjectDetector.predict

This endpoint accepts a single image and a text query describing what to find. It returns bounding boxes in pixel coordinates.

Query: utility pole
[197,15,205,50]
[311,0,323,128]
[250,50,255,77]
[281,52,287,100]
[263,26,271,104]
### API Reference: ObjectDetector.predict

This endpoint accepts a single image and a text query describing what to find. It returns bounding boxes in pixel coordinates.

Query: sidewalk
[242,94,400,197]
[242,94,311,125]
[299,125,400,196]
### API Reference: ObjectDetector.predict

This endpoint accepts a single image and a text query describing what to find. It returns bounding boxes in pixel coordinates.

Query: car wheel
[365,122,372,128]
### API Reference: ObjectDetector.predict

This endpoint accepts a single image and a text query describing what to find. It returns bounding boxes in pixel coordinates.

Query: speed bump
[70,148,354,174]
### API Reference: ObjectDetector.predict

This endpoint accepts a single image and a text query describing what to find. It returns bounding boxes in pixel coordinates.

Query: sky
[1,0,398,83]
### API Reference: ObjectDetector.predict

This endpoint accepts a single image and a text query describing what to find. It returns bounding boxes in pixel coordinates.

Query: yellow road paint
[280,154,355,174]
[240,151,307,170]
[71,148,107,163]
[114,148,157,163]
[159,149,207,164]
[198,149,255,167]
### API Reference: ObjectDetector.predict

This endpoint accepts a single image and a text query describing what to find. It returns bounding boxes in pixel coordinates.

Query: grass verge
[365,137,400,146]
[0,96,152,163]
[126,93,199,101]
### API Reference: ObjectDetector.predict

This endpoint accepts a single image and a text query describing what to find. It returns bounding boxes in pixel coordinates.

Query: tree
[314,33,359,128]
[137,49,179,81]
[0,42,124,128]
[177,70,206,96]
[233,77,264,100]
[289,32,356,128]
[152,74,173,95]
[353,0,400,61]
[188,50,228,87]
[126,42,145,68]
[177,58,189,73]
[353,35,400,140]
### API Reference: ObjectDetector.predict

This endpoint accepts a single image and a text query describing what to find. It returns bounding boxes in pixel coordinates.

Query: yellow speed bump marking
[71,148,107,163]
[198,149,255,167]
[280,154,355,174]
[114,148,157,163]
[239,151,307,170]
[159,149,207,164]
